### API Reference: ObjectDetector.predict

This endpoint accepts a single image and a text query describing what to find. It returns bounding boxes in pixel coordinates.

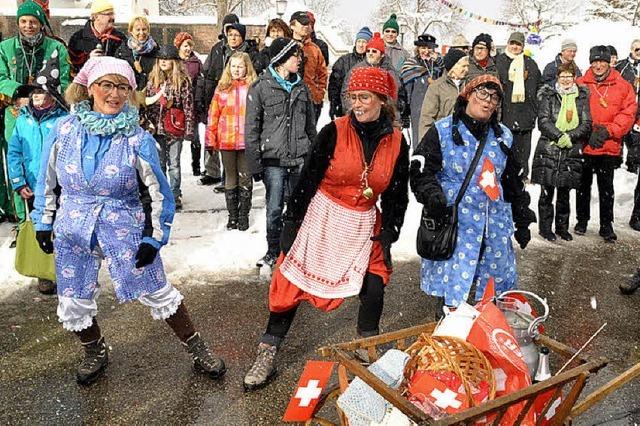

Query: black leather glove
[371,229,398,269]
[280,220,300,255]
[425,190,449,217]
[514,227,531,249]
[253,173,264,182]
[36,230,54,254]
[588,125,609,149]
[401,115,411,129]
[329,102,342,120]
[134,242,159,268]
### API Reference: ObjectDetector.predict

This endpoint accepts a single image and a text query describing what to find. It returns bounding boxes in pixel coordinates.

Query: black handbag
[416,137,487,260]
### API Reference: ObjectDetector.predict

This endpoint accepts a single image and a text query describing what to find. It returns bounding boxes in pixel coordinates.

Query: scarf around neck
[74,100,139,137]
[505,50,526,103]
[554,84,579,132]
[269,65,300,93]
[20,32,44,48]
[127,36,157,58]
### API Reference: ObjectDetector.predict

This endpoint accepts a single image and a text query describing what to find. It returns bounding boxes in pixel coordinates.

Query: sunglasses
[384,29,398,34]
[366,49,380,54]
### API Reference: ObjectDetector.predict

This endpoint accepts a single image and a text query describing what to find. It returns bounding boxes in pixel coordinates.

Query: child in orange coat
[206,52,257,230]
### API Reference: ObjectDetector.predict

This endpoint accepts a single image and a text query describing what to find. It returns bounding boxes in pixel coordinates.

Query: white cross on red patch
[478,158,500,201]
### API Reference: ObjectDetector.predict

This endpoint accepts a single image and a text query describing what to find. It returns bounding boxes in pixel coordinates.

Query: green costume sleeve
[0,39,21,101]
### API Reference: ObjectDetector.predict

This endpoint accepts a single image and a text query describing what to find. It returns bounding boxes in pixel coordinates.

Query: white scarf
[505,50,526,103]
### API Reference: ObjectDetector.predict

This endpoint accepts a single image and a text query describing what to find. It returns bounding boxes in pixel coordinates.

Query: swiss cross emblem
[478,157,500,201]
[282,361,335,422]
[294,379,322,407]
[408,373,469,414]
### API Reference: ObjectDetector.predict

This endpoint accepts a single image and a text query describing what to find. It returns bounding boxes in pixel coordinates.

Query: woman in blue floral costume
[32,57,225,385]
[410,74,536,316]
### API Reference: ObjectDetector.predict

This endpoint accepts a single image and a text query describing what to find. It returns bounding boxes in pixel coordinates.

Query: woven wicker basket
[403,334,496,406]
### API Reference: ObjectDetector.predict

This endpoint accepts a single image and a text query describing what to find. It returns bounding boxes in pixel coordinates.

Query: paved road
[1,236,640,425]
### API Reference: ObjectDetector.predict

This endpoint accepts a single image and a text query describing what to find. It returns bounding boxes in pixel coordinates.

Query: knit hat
[156,44,180,60]
[415,34,437,48]
[74,57,137,90]
[366,32,385,53]
[382,14,399,32]
[269,37,299,66]
[90,0,114,15]
[451,34,470,49]
[460,74,502,100]
[290,11,310,25]
[472,33,492,51]
[507,31,525,46]
[589,45,611,63]
[16,1,47,26]
[444,48,467,71]
[222,13,239,27]
[227,22,246,41]
[173,32,193,49]
[607,45,618,57]
[561,38,577,52]
[347,66,397,100]
[355,26,373,43]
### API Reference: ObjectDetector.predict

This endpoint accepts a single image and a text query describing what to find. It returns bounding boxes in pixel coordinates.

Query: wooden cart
[307,322,640,425]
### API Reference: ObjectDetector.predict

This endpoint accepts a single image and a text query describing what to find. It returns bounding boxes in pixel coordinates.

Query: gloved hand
[36,230,54,254]
[588,125,609,149]
[514,227,531,249]
[134,242,159,268]
[556,133,572,149]
[280,220,300,255]
[253,173,264,182]
[401,115,411,129]
[425,190,449,217]
[371,229,398,269]
[329,102,342,120]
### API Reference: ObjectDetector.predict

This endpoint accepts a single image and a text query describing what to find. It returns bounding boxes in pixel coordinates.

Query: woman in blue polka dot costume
[410,74,536,316]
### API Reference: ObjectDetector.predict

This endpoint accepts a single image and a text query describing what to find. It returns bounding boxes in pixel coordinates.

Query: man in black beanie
[419,48,469,140]
[467,33,497,81]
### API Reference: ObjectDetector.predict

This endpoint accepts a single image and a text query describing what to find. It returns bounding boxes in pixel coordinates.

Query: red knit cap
[460,74,503,100]
[174,32,193,49]
[366,32,385,53]
[347,66,397,100]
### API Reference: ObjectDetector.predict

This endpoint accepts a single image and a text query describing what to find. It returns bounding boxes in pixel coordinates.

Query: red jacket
[577,68,637,157]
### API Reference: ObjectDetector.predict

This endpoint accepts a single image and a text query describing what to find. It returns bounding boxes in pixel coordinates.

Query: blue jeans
[263,165,302,255]
[157,136,182,199]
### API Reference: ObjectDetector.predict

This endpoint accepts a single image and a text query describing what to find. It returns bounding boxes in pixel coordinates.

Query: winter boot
[599,223,617,243]
[237,188,252,231]
[224,189,239,230]
[256,251,277,268]
[574,221,588,235]
[619,269,640,295]
[76,336,108,385]
[183,332,226,379]
[37,279,57,295]
[555,213,573,241]
[190,140,202,176]
[538,200,556,241]
[243,342,277,391]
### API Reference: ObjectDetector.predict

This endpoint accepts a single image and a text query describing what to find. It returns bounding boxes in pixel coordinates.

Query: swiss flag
[478,157,500,201]
[282,360,335,422]
[408,371,469,414]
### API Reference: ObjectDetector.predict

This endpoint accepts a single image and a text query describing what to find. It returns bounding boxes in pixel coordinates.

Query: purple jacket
[183,53,203,121]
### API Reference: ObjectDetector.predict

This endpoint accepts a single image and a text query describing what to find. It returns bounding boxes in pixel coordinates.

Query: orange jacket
[577,68,637,157]
[205,79,248,151]
[300,38,328,104]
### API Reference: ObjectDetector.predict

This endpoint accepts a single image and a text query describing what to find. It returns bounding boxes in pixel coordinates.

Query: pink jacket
[205,79,248,151]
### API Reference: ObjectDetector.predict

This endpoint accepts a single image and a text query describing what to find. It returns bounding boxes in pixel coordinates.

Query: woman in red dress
[243,66,409,390]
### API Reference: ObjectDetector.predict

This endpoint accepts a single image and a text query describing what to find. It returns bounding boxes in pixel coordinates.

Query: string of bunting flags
[436,0,542,30]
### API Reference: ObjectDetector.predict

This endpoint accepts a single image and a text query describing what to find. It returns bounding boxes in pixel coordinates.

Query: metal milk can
[497,290,549,377]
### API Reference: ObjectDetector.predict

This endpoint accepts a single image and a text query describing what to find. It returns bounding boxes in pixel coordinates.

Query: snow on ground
[2,20,640,299]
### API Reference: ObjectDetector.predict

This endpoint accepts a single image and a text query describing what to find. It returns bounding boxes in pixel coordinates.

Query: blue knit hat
[355,27,373,43]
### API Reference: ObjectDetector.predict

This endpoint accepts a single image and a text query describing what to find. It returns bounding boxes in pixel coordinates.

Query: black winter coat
[198,39,267,113]
[311,33,330,66]
[495,53,542,132]
[245,72,317,175]
[531,85,591,189]
[67,21,126,73]
[327,49,365,117]
[542,54,582,86]
[114,42,159,89]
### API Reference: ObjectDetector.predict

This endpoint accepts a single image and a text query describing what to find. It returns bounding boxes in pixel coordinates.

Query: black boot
[183,332,226,379]
[599,223,617,243]
[574,221,588,235]
[76,336,108,385]
[555,214,573,241]
[37,279,57,295]
[620,269,640,295]
[224,188,239,230]
[190,140,202,176]
[538,194,556,241]
[237,188,252,231]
